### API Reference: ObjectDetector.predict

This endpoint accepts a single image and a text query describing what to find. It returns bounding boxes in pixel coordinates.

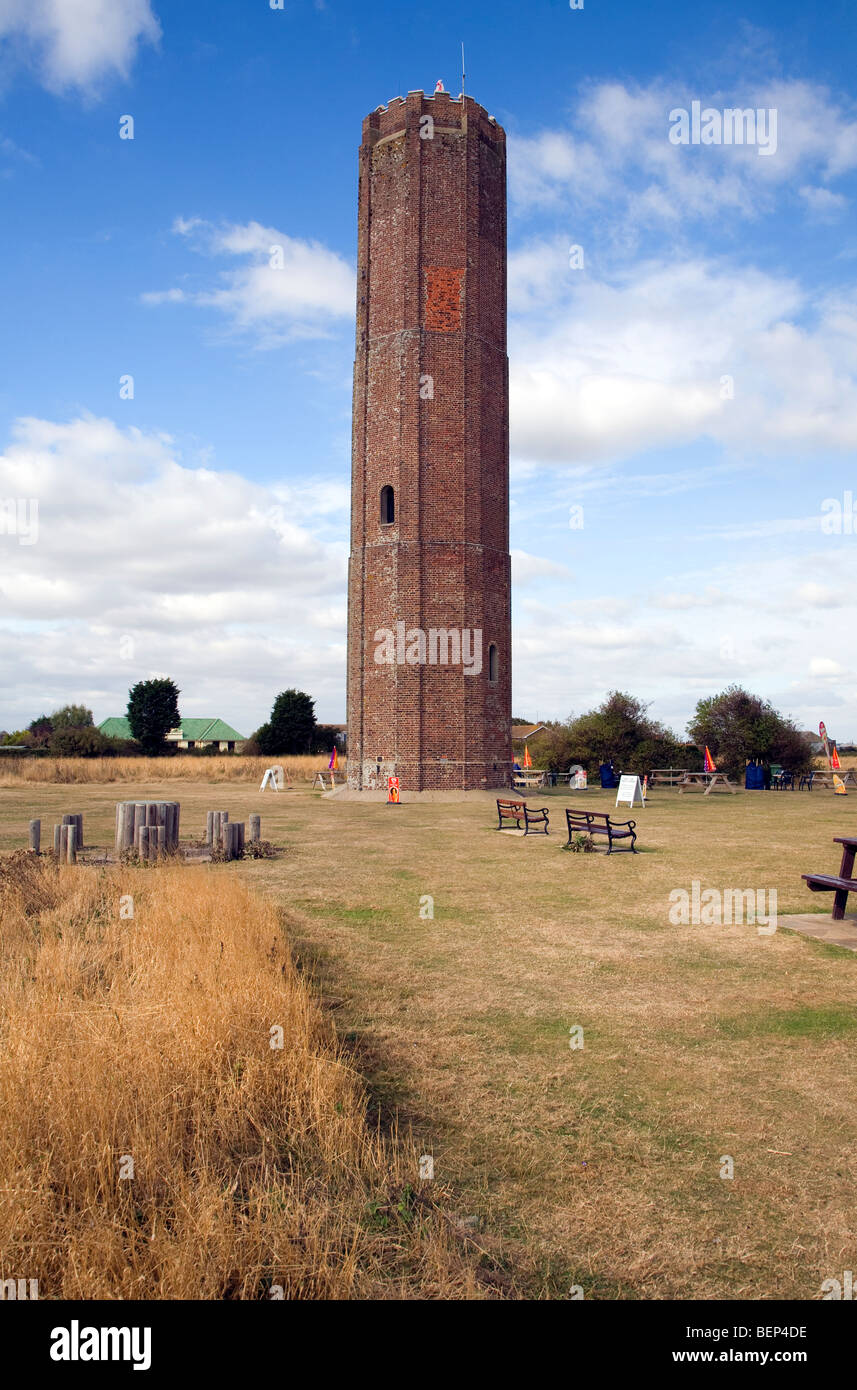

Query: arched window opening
[488,644,498,683]
[380,485,395,525]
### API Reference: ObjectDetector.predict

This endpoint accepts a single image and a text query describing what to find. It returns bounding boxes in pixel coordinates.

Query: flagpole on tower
[461,42,466,97]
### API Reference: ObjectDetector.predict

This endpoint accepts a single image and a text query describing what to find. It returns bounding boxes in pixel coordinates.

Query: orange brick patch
[424,266,464,331]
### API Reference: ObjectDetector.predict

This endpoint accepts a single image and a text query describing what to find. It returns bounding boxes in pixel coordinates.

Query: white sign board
[616,774,645,808]
[260,765,284,792]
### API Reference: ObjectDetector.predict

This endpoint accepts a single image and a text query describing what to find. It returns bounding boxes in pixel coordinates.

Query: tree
[51,704,94,729]
[27,714,54,748]
[49,726,117,758]
[254,689,317,755]
[530,692,691,774]
[127,679,181,754]
[312,724,342,756]
[687,686,813,774]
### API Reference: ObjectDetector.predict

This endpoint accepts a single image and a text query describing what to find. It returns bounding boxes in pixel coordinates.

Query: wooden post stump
[28,819,41,854]
[65,824,77,864]
[249,814,260,844]
[53,824,62,856]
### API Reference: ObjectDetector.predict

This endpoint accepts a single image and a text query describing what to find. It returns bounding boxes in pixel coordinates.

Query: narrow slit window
[380,485,395,525]
[488,644,498,683]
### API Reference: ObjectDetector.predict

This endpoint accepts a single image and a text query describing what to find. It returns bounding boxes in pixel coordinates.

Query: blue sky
[1,0,856,740]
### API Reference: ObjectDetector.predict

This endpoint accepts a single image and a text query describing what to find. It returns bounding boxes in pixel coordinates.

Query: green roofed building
[98,716,246,751]
[99,716,134,740]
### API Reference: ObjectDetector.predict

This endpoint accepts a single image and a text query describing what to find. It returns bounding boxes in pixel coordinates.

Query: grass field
[0,753,335,787]
[1,777,856,1299]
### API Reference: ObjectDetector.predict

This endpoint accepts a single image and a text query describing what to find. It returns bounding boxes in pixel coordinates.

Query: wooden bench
[496,799,549,835]
[565,808,637,854]
[802,836,857,921]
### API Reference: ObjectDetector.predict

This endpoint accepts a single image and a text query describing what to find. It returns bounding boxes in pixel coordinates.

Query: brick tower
[346,89,512,792]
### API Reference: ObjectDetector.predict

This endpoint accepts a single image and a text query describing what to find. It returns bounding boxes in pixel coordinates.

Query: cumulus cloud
[0,415,348,729]
[511,550,572,586]
[508,77,857,227]
[0,0,160,93]
[508,536,857,735]
[508,245,857,465]
[142,218,355,345]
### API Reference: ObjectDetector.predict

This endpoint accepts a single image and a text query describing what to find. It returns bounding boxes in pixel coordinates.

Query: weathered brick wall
[347,92,512,791]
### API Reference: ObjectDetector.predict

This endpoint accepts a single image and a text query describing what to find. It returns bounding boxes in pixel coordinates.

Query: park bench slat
[802,874,857,892]
[802,836,857,920]
[496,799,549,836]
[565,808,637,854]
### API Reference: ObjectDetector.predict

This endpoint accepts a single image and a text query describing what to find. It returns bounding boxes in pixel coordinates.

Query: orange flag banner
[703,746,717,772]
[831,745,842,770]
[522,744,532,768]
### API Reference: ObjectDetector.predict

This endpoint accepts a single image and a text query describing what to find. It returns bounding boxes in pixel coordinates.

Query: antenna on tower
[461,42,466,97]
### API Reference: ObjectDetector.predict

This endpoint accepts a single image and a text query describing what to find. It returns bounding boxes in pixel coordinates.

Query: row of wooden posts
[27,814,84,862]
[115,801,181,859]
[206,810,261,861]
[26,804,262,864]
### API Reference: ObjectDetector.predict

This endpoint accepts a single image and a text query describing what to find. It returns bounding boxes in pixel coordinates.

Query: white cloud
[511,549,572,586]
[799,185,848,218]
[0,415,348,729]
[143,218,355,345]
[509,78,857,227]
[653,587,730,610]
[508,246,857,465]
[0,0,160,93]
[808,657,843,677]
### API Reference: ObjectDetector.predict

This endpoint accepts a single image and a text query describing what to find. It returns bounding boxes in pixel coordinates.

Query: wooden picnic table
[676,771,737,796]
[513,771,547,789]
[803,835,857,921]
[812,770,857,789]
[650,768,689,786]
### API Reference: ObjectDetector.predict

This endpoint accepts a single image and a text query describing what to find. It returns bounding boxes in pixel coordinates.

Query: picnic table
[676,771,737,796]
[650,769,688,786]
[513,771,548,789]
[812,770,857,789]
[803,835,857,921]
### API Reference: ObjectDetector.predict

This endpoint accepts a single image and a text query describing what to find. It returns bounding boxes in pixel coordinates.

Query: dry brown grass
[0,852,500,1299]
[0,754,344,788]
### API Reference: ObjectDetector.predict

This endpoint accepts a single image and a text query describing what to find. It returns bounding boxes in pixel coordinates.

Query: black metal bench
[802,836,857,921]
[496,799,549,835]
[565,807,637,854]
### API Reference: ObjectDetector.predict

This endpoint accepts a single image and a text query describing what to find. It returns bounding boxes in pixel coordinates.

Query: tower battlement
[361,91,505,148]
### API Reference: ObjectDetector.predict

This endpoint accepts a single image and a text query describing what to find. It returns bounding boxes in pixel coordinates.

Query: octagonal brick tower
[346,89,512,792]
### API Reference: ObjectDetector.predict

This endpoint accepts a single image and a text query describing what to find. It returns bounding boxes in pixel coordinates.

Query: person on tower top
[435,79,445,93]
